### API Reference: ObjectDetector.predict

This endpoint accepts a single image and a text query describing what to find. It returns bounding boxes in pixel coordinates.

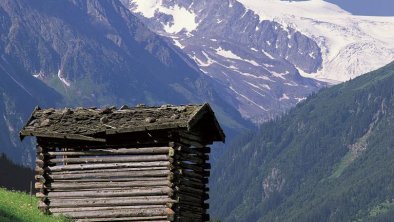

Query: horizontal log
[176,214,203,221]
[176,169,209,179]
[36,182,46,190]
[176,162,210,173]
[40,187,172,198]
[36,159,44,168]
[43,197,175,208]
[177,211,205,219]
[175,201,209,209]
[75,216,169,222]
[35,167,44,175]
[178,132,206,143]
[179,214,210,222]
[176,194,207,203]
[52,177,168,183]
[37,153,45,160]
[181,161,211,169]
[176,216,202,222]
[49,167,168,175]
[173,174,208,184]
[47,147,170,157]
[49,205,167,213]
[175,163,204,173]
[53,207,174,219]
[48,161,170,172]
[36,180,171,190]
[35,175,46,183]
[172,205,207,214]
[175,146,210,156]
[176,190,209,200]
[176,153,207,164]
[49,155,169,164]
[175,202,208,209]
[45,169,171,180]
[174,205,206,213]
[176,178,207,189]
[36,146,43,153]
[178,138,205,148]
[177,209,204,216]
[176,214,202,221]
[175,185,208,194]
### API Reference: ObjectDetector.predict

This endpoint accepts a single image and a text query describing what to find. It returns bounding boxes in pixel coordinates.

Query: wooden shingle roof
[20,103,225,143]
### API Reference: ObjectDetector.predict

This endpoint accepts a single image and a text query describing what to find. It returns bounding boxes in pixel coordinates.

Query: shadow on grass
[0,209,25,222]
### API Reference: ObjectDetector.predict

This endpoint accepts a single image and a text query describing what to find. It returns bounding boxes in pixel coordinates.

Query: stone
[43,109,54,115]
[145,117,156,123]
[100,116,109,124]
[171,114,180,120]
[177,107,187,112]
[40,119,51,127]
[62,108,73,115]
[100,107,112,114]
[119,105,129,110]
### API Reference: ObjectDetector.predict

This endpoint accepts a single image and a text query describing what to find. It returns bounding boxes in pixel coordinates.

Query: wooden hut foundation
[20,104,225,222]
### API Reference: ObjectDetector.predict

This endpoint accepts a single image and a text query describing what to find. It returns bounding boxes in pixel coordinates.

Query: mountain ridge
[123,0,326,123]
[122,0,394,123]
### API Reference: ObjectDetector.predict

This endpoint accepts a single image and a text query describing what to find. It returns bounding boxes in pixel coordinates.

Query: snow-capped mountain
[237,0,394,82]
[122,0,325,123]
[121,0,394,123]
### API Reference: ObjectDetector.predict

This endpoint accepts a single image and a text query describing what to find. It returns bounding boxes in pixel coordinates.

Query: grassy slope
[0,188,69,222]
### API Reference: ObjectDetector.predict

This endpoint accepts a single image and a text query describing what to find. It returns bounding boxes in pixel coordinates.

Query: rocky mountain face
[122,0,325,123]
[0,0,249,166]
[238,0,394,82]
[210,61,394,221]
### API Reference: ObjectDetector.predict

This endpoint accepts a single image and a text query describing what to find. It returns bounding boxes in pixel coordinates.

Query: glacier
[238,0,394,82]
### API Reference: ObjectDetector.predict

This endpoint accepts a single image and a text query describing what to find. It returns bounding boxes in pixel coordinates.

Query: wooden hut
[20,103,225,222]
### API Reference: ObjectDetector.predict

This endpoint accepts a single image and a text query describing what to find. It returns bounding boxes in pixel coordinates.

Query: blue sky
[325,0,394,16]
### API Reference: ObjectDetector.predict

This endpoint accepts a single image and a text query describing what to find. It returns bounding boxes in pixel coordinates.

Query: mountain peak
[238,0,394,82]
[123,0,325,123]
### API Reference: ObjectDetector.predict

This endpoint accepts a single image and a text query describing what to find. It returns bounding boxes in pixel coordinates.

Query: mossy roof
[20,103,225,143]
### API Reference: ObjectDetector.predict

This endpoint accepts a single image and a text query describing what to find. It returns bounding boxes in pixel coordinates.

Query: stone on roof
[20,103,225,143]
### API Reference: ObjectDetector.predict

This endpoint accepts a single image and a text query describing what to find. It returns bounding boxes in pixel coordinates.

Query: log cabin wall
[170,132,211,222]
[35,141,176,221]
[21,104,224,222]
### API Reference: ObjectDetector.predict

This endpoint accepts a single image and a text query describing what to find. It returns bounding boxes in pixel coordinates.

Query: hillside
[210,61,394,222]
[0,0,250,166]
